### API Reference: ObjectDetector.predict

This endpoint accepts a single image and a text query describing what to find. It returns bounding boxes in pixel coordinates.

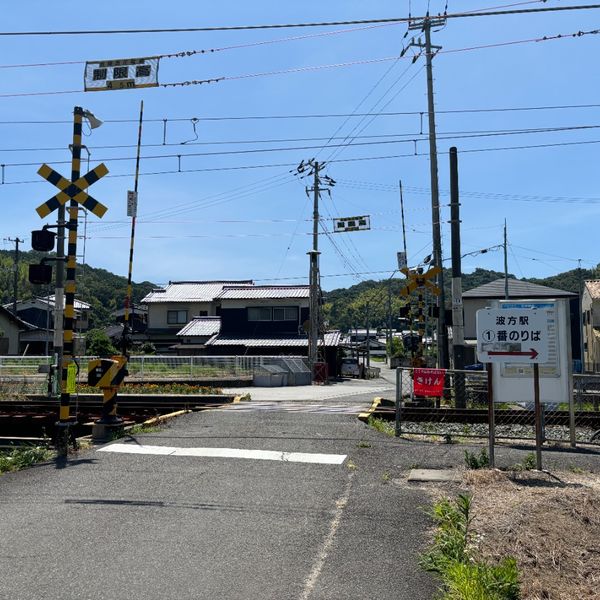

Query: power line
[2,27,600,99]
[0,2,596,37]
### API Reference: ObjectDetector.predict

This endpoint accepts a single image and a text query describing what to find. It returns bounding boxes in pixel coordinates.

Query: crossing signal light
[31,228,55,252]
[28,263,52,285]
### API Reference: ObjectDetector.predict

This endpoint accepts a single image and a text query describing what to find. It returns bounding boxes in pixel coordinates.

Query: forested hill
[322,266,597,332]
[1,249,595,333]
[0,250,156,329]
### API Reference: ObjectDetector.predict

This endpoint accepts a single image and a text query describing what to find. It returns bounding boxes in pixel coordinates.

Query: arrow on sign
[488,348,539,360]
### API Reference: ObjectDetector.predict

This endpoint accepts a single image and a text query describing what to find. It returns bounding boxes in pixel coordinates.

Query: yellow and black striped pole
[58,107,84,438]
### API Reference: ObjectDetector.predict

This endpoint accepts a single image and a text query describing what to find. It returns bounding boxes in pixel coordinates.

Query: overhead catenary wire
[4,102,600,126]
[7,137,600,188]
[7,123,600,168]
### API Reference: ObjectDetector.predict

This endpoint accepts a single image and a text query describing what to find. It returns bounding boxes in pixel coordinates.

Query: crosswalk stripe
[99,443,347,465]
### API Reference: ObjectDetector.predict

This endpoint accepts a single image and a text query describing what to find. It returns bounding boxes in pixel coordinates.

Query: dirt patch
[465,469,600,600]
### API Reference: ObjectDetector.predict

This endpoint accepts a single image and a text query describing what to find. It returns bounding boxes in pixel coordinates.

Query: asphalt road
[0,395,437,600]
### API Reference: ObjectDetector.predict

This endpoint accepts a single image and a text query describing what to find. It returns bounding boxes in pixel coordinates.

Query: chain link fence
[0,355,310,397]
[392,367,600,447]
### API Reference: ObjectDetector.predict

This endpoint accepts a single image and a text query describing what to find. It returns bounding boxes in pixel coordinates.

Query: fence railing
[0,355,310,396]
[393,367,600,447]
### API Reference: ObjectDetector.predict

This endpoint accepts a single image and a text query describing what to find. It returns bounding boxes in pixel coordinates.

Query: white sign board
[127,190,138,217]
[490,299,573,407]
[84,56,160,92]
[333,215,370,233]
[397,251,407,270]
[476,308,549,363]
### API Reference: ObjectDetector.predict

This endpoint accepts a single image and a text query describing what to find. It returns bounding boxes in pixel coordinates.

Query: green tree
[86,329,117,356]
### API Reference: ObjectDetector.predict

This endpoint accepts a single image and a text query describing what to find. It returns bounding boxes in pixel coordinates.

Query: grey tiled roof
[216,285,310,300]
[462,278,575,298]
[177,317,221,337]
[205,331,342,347]
[142,281,253,304]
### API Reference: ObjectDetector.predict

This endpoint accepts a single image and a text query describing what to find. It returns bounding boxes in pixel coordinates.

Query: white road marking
[99,443,346,465]
[299,471,354,600]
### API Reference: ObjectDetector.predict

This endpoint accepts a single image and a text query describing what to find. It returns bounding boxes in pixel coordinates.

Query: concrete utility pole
[504,220,509,300]
[409,15,449,369]
[308,161,321,375]
[7,237,23,315]
[578,258,585,372]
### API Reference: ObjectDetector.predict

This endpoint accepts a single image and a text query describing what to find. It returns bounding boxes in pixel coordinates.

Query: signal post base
[92,422,124,443]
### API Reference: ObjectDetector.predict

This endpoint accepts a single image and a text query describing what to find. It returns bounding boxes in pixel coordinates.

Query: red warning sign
[413,368,446,397]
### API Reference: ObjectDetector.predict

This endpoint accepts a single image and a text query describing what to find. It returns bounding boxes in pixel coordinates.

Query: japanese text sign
[476,308,549,363]
[413,368,446,397]
[84,56,160,92]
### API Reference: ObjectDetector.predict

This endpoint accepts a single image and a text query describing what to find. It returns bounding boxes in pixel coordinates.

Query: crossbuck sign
[476,308,549,363]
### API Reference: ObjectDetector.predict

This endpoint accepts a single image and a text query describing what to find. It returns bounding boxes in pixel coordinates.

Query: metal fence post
[141,356,145,379]
[486,363,495,469]
[395,368,402,437]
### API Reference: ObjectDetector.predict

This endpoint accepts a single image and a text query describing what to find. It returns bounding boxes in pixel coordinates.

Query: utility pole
[365,301,371,370]
[409,15,449,369]
[449,148,464,371]
[504,220,509,300]
[6,237,23,315]
[308,161,321,376]
[295,159,335,379]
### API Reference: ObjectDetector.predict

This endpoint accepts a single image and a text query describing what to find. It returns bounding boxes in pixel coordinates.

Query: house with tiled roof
[583,280,600,371]
[141,280,253,352]
[207,284,341,375]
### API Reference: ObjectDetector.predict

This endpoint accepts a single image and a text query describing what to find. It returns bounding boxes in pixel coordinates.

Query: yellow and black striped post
[88,356,128,423]
[59,107,84,430]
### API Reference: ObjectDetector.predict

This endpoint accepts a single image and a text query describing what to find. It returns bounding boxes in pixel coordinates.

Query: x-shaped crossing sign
[399,266,442,297]
[36,163,109,218]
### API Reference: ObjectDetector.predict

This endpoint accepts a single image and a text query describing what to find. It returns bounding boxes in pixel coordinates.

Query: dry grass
[464,469,600,600]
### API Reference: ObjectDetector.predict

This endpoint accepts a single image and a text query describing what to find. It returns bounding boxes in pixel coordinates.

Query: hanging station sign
[84,56,160,92]
[333,215,370,233]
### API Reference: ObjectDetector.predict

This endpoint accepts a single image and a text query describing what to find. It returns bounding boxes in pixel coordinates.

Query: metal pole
[578,259,585,372]
[504,220,509,300]
[424,19,448,369]
[449,147,466,408]
[8,237,23,315]
[486,363,495,468]
[365,302,371,370]
[395,367,402,436]
[533,363,543,470]
[122,100,144,356]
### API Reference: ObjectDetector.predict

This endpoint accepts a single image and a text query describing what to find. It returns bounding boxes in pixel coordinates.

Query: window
[167,310,188,325]
[198,311,208,317]
[273,307,299,321]
[248,307,272,321]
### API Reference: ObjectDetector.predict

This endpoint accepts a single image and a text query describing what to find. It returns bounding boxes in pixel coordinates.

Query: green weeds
[0,446,54,474]
[367,416,395,436]
[464,448,489,470]
[421,494,520,600]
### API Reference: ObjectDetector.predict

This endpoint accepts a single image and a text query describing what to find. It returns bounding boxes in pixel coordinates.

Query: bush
[86,329,117,357]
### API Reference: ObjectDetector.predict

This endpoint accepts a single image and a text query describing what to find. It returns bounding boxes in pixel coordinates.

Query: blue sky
[1,0,599,291]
